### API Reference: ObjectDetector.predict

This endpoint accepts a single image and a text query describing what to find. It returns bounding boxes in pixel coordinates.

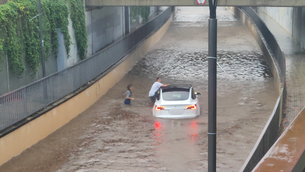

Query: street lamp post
[37,0,46,78]
[37,0,47,100]
[208,0,217,172]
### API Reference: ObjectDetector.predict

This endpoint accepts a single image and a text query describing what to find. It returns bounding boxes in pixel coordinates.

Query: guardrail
[230,7,287,172]
[0,7,174,132]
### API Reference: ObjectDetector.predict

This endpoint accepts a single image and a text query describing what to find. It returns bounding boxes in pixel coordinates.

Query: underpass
[0,7,278,172]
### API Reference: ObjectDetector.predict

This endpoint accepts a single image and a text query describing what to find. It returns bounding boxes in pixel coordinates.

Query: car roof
[161,85,192,91]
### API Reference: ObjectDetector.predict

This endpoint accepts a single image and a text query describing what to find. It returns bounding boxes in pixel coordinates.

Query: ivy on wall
[130,6,150,23]
[0,0,87,77]
[69,0,87,60]
[44,0,71,60]
[0,1,25,76]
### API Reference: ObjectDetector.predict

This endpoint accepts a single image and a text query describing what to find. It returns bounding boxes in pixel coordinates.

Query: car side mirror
[156,91,160,100]
[195,92,201,95]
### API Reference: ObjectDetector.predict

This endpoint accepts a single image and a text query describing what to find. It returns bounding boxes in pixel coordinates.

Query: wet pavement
[0,7,278,172]
[257,11,305,127]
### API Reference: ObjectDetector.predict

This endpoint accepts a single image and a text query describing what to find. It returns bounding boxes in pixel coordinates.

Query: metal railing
[0,7,174,132]
[232,7,287,172]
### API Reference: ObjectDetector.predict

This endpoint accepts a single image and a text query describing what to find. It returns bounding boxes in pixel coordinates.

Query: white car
[152,85,201,119]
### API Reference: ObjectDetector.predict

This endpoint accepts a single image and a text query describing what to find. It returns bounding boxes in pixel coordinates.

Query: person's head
[156,77,162,83]
[127,84,133,91]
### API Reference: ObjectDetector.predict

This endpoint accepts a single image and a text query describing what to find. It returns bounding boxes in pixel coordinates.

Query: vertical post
[124,6,130,35]
[22,89,28,115]
[37,0,47,101]
[208,0,217,172]
[6,54,10,92]
[37,0,46,77]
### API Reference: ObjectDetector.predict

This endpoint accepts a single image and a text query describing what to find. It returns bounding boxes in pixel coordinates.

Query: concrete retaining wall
[257,7,293,35]
[86,7,126,57]
[292,7,305,51]
[0,47,58,96]
[0,12,172,166]
[56,17,81,72]
[0,6,130,96]
[257,7,305,51]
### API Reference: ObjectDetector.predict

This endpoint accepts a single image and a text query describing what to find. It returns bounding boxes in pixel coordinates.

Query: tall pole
[37,0,47,101]
[124,6,130,35]
[37,0,46,77]
[208,0,217,172]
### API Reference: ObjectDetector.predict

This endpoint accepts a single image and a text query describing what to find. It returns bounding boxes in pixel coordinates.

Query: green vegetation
[69,0,87,60]
[130,6,151,23]
[0,0,87,77]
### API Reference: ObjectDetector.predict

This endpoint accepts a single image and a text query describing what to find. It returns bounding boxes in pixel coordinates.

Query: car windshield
[162,91,190,101]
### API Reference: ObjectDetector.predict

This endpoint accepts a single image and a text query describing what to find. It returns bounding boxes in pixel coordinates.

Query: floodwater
[257,11,305,127]
[0,7,278,172]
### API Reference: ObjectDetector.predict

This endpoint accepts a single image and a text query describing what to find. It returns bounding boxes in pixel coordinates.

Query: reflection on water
[189,121,199,142]
[152,118,203,171]
[154,121,163,145]
[153,119,199,146]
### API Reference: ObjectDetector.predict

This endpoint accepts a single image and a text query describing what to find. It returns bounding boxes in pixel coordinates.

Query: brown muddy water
[0,7,278,172]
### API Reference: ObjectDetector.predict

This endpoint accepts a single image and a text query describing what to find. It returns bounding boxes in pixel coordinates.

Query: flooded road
[257,11,305,127]
[0,7,278,172]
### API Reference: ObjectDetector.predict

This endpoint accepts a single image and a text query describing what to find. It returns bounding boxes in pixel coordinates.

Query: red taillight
[155,105,165,111]
[155,121,161,128]
[186,104,197,110]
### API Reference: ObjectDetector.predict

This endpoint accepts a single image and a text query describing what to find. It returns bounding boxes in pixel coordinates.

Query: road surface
[0,7,278,172]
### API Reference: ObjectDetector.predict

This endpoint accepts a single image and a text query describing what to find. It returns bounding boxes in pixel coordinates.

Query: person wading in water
[124,84,134,105]
[148,77,170,103]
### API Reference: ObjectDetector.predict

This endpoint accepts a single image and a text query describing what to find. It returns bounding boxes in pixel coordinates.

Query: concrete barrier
[229,7,286,172]
[0,12,173,166]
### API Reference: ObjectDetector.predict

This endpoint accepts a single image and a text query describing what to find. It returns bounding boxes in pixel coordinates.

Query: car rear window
[162,91,190,101]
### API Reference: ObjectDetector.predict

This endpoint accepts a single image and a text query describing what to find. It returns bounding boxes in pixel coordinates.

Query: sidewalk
[257,11,305,127]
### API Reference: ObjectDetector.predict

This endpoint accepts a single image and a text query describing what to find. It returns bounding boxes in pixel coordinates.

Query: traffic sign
[196,0,206,5]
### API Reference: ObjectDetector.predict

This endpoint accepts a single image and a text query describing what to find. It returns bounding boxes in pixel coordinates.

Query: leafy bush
[0,0,87,76]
